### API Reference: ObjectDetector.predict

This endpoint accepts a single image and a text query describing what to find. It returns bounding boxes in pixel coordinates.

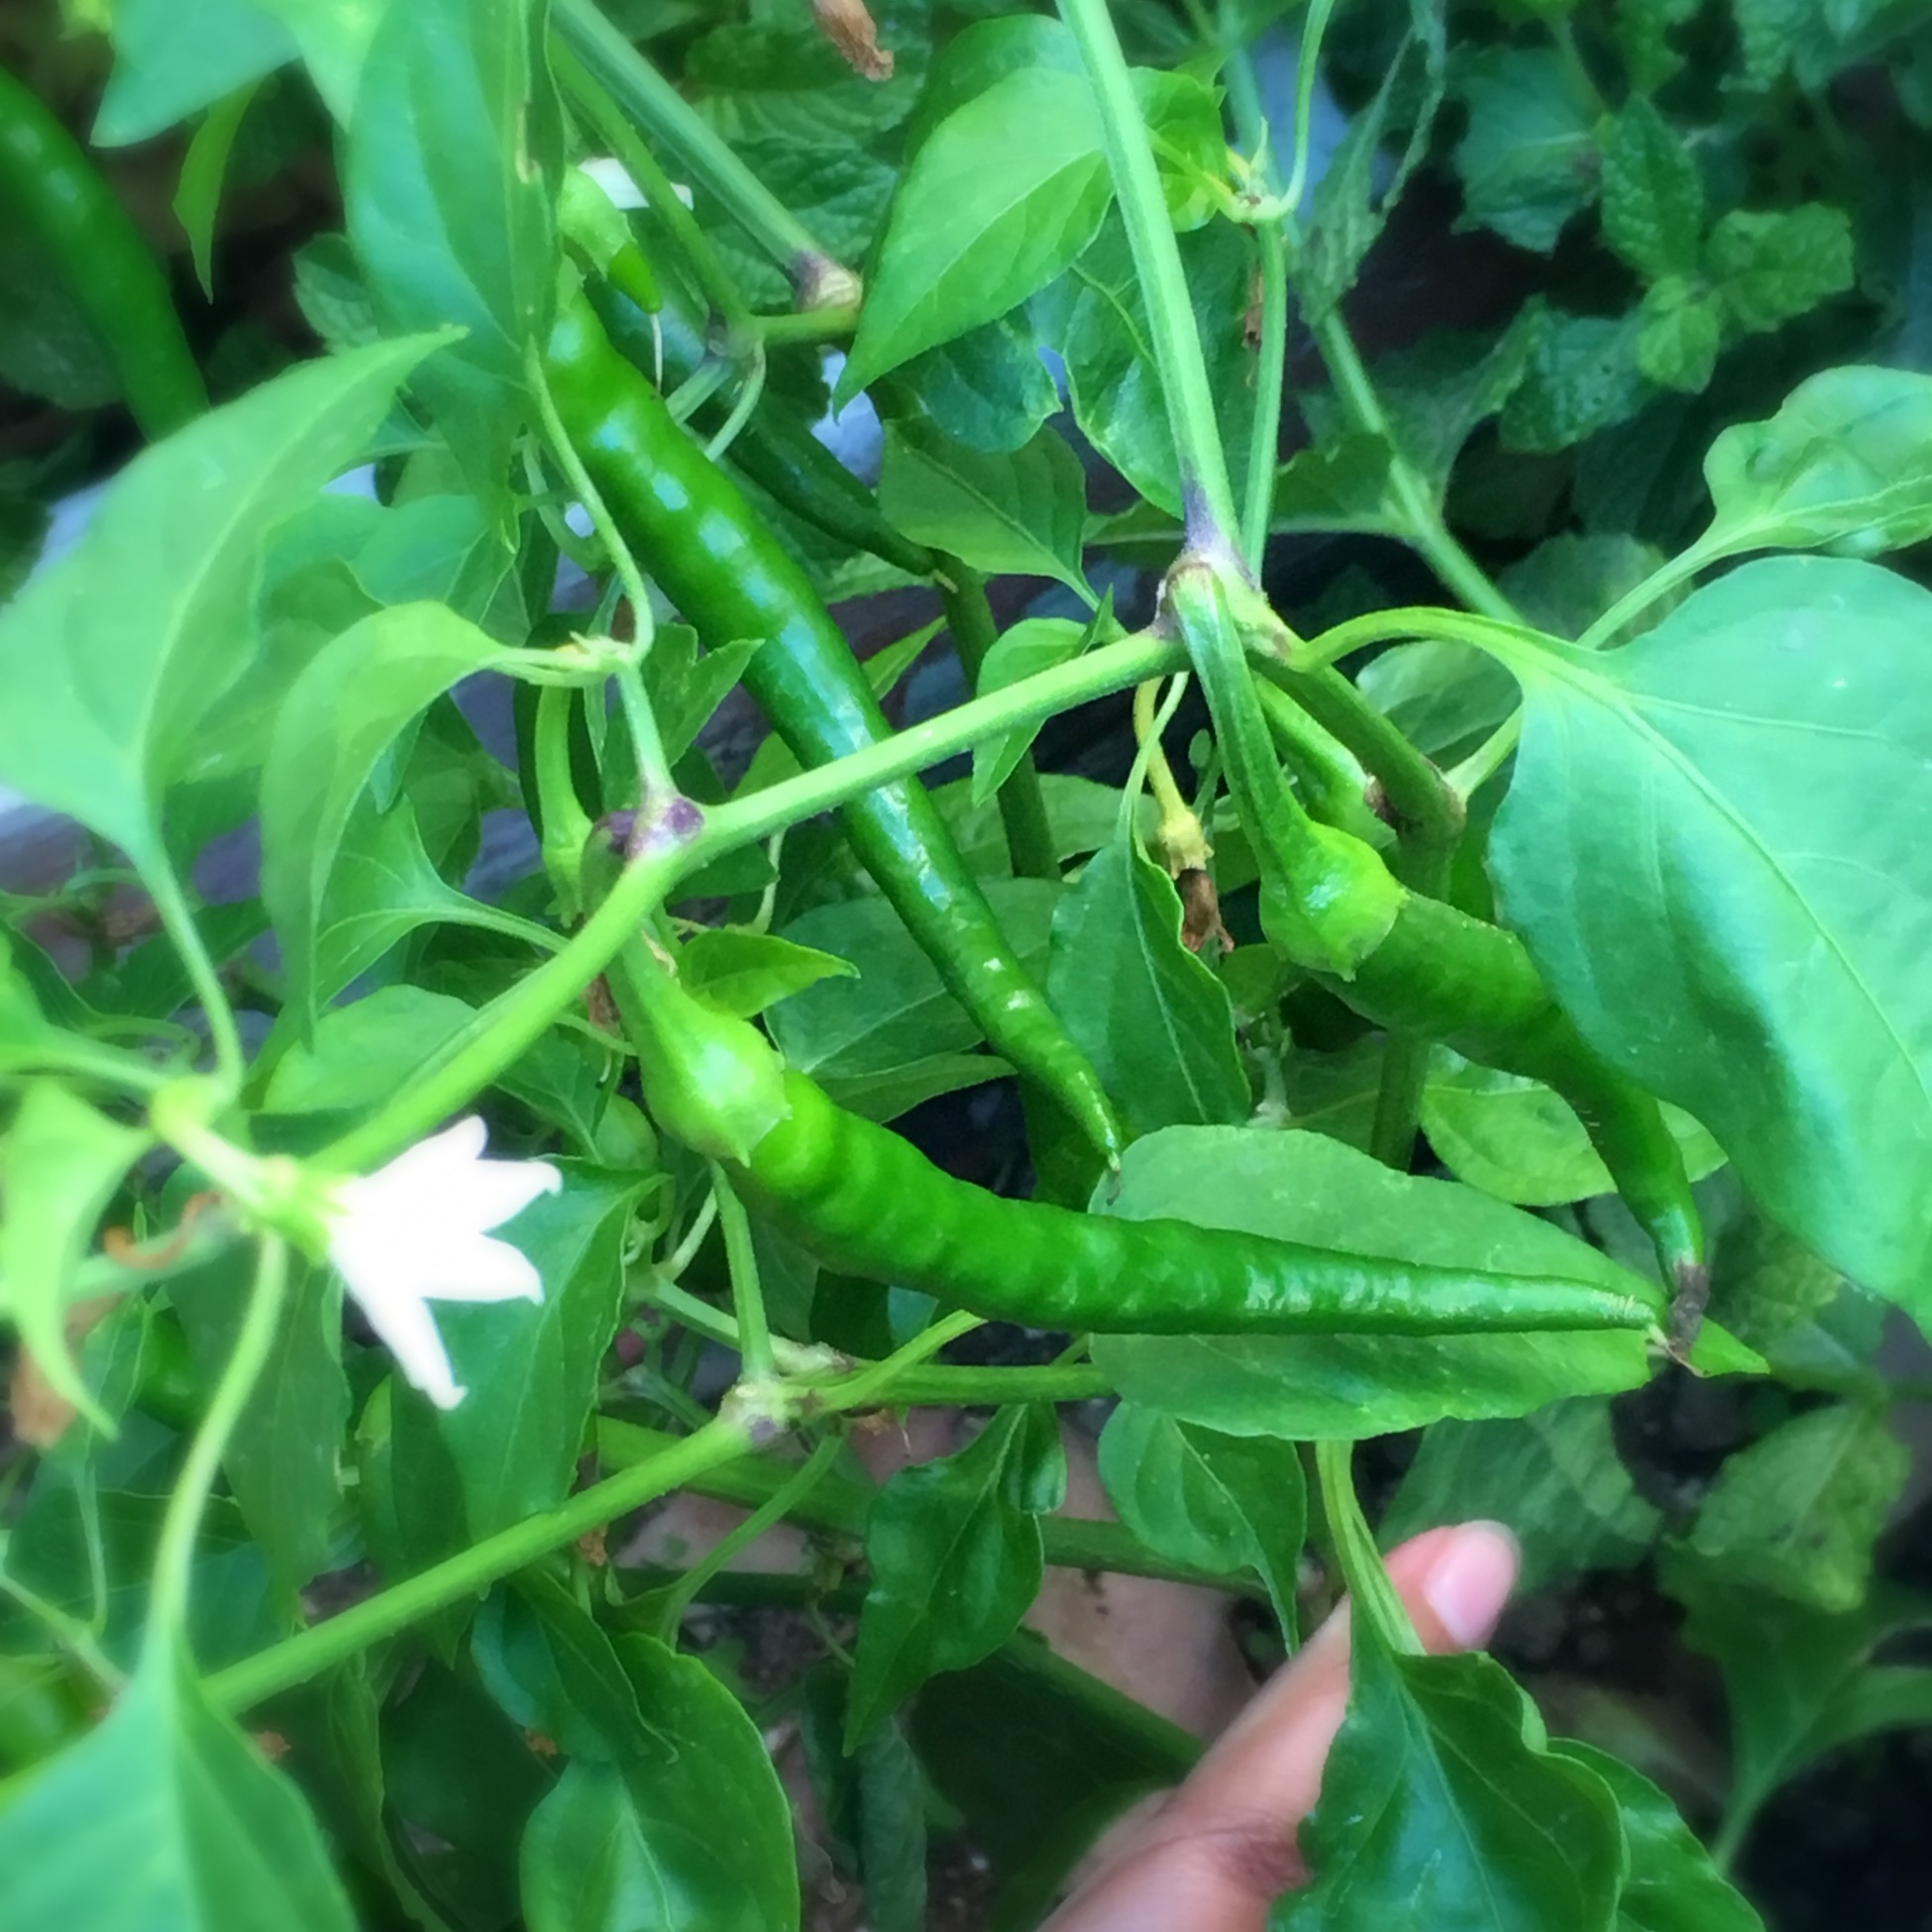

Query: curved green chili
[543,293,1123,1163]
[0,65,205,439]
[612,945,1662,1338]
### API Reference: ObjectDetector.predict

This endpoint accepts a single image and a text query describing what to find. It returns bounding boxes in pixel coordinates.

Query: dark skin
[1046,1522,1520,1932]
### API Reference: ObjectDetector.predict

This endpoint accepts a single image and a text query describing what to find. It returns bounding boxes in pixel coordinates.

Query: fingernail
[1421,1521,1520,1649]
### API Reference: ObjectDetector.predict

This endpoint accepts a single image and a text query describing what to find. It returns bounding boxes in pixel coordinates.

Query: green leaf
[854,1714,927,1932]
[1500,305,1652,454]
[879,418,1091,600]
[1098,1404,1305,1629]
[1452,48,1599,253]
[1682,1404,1905,1614]
[264,984,475,1116]
[252,0,396,123]
[1557,1744,1765,1932]
[1045,820,1250,1138]
[899,314,1060,456]
[171,1249,349,1598]
[1599,96,1704,281]
[970,617,1089,804]
[1420,1049,1723,1208]
[0,1084,151,1428]
[261,601,510,1024]
[174,83,259,297]
[1090,1127,1655,1439]
[681,928,858,1020]
[687,20,922,146]
[938,772,1131,876]
[847,1405,1065,1747]
[415,1165,641,1539]
[1487,555,1932,1305]
[1271,1625,1625,1932]
[1698,365,1932,559]
[1636,276,1723,392]
[0,1642,355,1931]
[516,1627,800,1932]
[1268,434,1399,535]
[95,0,295,145]
[344,0,558,512]
[313,791,505,1003]
[0,337,434,879]
[1664,1558,1932,1842]
[1300,6,1447,321]
[1705,203,1854,335]
[1355,639,1517,766]
[1043,214,1256,519]
[1706,1202,1845,1354]
[1381,1398,1662,1592]
[842,65,1114,395]
[768,879,1058,1085]
[1620,0,1699,88]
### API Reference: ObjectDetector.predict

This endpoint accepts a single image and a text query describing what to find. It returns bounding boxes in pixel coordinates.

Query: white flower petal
[411,1232,546,1306]
[339,1257,467,1410]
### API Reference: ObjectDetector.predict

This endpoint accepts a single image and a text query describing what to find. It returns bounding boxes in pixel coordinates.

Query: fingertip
[1411,1519,1520,1652]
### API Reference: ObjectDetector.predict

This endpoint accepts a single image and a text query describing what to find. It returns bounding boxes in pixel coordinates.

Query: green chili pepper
[590,283,936,580]
[612,941,1662,1338]
[0,65,205,440]
[544,293,1123,1164]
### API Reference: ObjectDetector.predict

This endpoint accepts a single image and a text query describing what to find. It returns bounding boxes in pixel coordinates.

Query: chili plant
[1,0,1929,1925]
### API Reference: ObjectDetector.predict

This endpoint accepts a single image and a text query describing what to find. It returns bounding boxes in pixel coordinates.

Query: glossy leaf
[1452,48,1598,253]
[1271,1627,1625,1932]
[1488,556,1932,1307]
[1699,366,1932,559]
[899,314,1060,456]
[1381,1399,1662,1592]
[842,64,1113,394]
[412,1163,641,1538]
[345,0,558,506]
[1420,1050,1723,1208]
[1090,1127,1655,1439]
[879,418,1092,599]
[1682,1404,1905,1614]
[1098,1404,1305,1629]
[1046,821,1250,1138]
[680,927,857,1020]
[0,1642,355,1931]
[0,337,433,878]
[0,1083,151,1427]
[1557,1743,1765,1932]
[847,1405,1066,1746]
[262,601,509,1024]
[95,0,296,146]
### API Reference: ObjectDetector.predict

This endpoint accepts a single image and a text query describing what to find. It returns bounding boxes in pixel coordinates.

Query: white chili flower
[326,1117,562,1411]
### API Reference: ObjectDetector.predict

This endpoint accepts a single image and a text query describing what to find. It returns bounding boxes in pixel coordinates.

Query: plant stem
[1574,534,1720,652]
[597,1418,1256,1593]
[146,862,244,1096]
[1242,222,1290,573]
[147,1236,288,1652]
[320,629,1183,1174]
[1368,1032,1430,1170]
[647,1433,845,1637]
[614,657,677,806]
[710,1165,774,1382]
[1446,708,1524,801]
[208,1412,754,1713]
[1057,0,1242,559]
[1309,309,1520,625]
[553,0,846,297]
[551,39,753,335]
[1314,1438,1417,1657]
[939,560,1059,881]
[1301,602,1557,671]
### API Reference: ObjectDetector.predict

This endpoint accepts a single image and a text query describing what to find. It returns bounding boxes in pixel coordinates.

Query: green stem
[753,305,859,345]
[534,687,594,919]
[1303,602,1556,671]
[1282,0,1342,213]
[874,1361,1115,1405]
[1367,1032,1429,1171]
[1242,223,1290,573]
[1315,1438,1417,1657]
[940,559,1058,881]
[319,629,1183,1174]
[146,862,244,1096]
[553,0,845,296]
[1057,0,1241,558]
[598,1418,1255,1593]
[1574,533,1722,652]
[147,1236,288,1652]
[614,657,676,807]
[1446,708,1524,801]
[209,1412,754,1713]
[1309,310,1520,625]
[551,39,753,335]
[647,1433,844,1637]
[710,1165,773,1382]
